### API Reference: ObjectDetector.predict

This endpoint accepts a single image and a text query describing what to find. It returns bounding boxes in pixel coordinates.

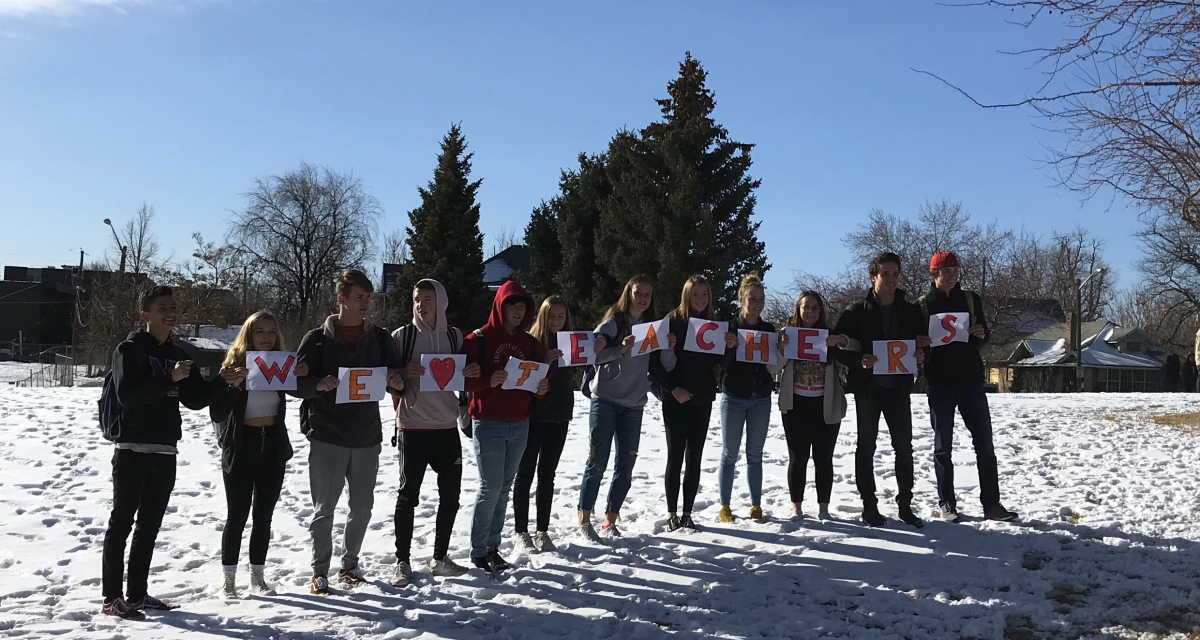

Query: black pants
[102,449,176,602]
[662,400,712,514]
[221,426,288,566]
[782,395,840,505]
[512,420,569,533]
[394,429,462,562]
[854,385,914,506]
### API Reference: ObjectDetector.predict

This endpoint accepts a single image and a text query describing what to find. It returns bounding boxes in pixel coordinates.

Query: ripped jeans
[577,398,644,514]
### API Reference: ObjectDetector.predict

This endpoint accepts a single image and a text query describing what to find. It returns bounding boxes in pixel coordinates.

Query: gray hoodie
[589,313,677,409]
[392,279,463,431]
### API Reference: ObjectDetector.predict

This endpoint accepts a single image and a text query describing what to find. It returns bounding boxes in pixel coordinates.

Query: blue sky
[0,0,1138,290]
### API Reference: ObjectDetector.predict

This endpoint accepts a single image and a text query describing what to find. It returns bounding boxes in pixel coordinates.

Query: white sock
[250,564,265,575]
[222,564,237,574]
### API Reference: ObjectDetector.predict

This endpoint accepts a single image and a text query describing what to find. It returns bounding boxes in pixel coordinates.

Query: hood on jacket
[486,280,536,334]
[413,279,450,334]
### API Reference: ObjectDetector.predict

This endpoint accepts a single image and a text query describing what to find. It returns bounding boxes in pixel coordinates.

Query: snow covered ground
[2,389,1200,639]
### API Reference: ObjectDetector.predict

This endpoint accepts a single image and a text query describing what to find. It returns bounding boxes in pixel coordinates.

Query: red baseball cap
[929,251,960,271]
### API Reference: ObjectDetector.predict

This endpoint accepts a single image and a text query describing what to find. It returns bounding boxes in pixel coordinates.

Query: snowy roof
[174,324,241,353]
[482,245,530,286]
[1013,322,1166,369]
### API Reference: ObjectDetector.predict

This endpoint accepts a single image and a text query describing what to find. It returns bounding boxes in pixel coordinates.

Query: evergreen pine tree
[387,124,488,330]
[555,154,619,326]
[520,200,562,304]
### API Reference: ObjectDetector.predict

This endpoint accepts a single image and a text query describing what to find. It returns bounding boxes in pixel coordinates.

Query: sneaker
[487,549,512,572]
[248,571,276,596]
[219,570,238,600]
[601,521,622,539]
[309,575,329,595]
[129,594,178,611]
[389,561,412,587]
[472,554,500,577]
[984,504,1019,522]
[101,597,145,620]
[429,557,469,577]
[898,503,925,529]
[862,504,886,527]
[749,506,764,522]
[717,506,734,523]
[666,516,683,532]
[337,566,367,587]
[514,531,538,555]
[939,502,962,523]
[533,531,557,553]
[579,522,606,544]
[679,515,699,531]
[818,509,832,521]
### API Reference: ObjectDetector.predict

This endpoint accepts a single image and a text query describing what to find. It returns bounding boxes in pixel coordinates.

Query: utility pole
[1075,268,1106,392]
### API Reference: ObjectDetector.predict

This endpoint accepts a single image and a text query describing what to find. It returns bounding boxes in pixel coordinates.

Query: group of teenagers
[98,249,1018,620]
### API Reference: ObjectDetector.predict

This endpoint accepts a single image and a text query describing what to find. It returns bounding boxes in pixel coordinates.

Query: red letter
[254,354,295,383]
[570,333,587,364]
[795,329,820,361]
[696,322,718,350]
[744,332,769,362]
[349,370,370,400]
[940,315,957,344]
[887,342,909,373]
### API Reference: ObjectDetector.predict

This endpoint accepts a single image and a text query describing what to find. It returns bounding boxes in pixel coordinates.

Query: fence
[12,349,75,388]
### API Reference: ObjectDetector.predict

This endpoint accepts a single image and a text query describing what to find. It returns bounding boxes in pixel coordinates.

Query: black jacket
[719,316,777,399]
[917,284,988,388]
[290,318,403,449]
[209,381,294,474]
[652,315,722,405]
[531,361,575,423]
[111,330,210,446]
[833,289,922,395]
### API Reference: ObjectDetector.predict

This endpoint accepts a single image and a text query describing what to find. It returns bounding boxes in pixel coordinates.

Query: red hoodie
[462,280,548,422]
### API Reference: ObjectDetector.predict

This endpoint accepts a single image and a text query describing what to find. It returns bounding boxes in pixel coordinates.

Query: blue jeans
[718,393,772,507]
[470,419,528,557]
[577,398,644,514]
[928,384,1000,509]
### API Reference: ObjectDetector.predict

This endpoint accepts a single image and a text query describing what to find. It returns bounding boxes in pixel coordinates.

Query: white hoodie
[391,279,463,431]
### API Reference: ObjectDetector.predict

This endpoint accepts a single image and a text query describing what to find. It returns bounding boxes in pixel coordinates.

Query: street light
[1074,267,1106,392]
[103,218,127,283]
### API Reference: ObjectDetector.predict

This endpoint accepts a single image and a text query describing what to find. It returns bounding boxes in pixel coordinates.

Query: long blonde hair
[529,296,571,349]
[223,311,286,368]
[669,275,714,322]
[601,275,656,323]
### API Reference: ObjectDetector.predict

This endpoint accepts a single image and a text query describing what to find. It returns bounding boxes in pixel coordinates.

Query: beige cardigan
[768,333,859,423]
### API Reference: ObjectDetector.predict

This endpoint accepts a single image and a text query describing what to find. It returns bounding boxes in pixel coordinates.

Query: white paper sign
[782,328,828,363]
[736,329,778,365]
[872,340,917,375]
[419,353,465,392]
[557,331,596,367]
[335,366,388,403]
[683,318,728,355]
[630,318,670,355]
[928,312,970,347]
[245,351,298,391]
[501,358,549,392]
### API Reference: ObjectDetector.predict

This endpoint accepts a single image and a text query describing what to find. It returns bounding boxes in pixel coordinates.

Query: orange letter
[696,322,718,350]
[795,329,820,361]
[517,361,538,386]
[570,333,588,364]
[745,332,769,362]
[349,369,370,400]
[887,342,909,373]
[639,325,660,354]
[940,315,957,344]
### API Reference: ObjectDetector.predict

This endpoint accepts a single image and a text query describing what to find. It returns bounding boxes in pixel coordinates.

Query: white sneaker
[580,522,606,544]
[428,557,469,577]
[220,570,238,600]
[249,571,276,596]
[514,532,538,555]
[534,531,556,553]
[390,561,412,587]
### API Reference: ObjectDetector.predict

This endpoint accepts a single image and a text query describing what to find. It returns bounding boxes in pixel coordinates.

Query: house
[483,245,530,291]
[0,265,120,353]
[988,320,1168,392]
[174,324,241,377]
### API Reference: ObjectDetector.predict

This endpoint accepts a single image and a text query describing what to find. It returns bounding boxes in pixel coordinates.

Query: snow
[1016,323,1165,369]
[3,390,1200,638]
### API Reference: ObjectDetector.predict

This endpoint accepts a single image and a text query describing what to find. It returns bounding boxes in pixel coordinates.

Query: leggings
[662,400,712,514]
[512,420,569,533]
[221,426,288,566]
[781,395,840,505]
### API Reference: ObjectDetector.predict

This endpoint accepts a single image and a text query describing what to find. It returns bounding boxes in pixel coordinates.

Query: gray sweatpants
[308,439,381,577]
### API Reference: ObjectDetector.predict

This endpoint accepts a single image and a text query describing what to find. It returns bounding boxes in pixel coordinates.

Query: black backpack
[98,340,143,442]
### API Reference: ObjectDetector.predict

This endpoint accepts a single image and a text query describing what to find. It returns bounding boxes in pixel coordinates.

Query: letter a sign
[872,340,916,375]
[246,351,297,391]
[928,312,969,347]
[631,319,670,355]
[684,318,728,355]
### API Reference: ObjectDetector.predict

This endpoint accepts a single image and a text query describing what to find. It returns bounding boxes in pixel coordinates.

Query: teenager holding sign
[918,252,1017,523]
[768,292,855,520]
[388,279,481,586]
[651,276,724,531]
[461,280,550,576]
[292,269,406,594]
[512,296,576,554]
[832,253,926,528]
[716,273,774,523]
[578,276,677,542]
[209,311,306,599]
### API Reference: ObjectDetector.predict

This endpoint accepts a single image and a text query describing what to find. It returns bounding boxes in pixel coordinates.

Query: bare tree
[382,228,410,265]
[1113,287,1198,355]
[488,226,519,258]
[229,163,382,324]
[116,204,163,276]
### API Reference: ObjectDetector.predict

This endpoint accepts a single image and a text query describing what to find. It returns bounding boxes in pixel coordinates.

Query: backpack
[298,325,392,437]
[580,314,632,399]
[98,340,143,442]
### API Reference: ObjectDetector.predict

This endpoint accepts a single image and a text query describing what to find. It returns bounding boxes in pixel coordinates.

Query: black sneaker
[486,549,512,572]
[939,501,961,523]
[898,503,925,529]
[680,515,699,531]
[984,504,1019,522]
[472,554,500,576]
[666,516,682,532]
[862,504,886,527]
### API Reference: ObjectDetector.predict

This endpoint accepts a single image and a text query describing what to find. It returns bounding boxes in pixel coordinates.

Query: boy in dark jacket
[833,253,926,529]
[292,269,406,594]
[101,286,210,619]
[917,252,1018,523]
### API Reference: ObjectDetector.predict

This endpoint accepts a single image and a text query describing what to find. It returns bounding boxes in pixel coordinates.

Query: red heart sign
[429,357,457,390]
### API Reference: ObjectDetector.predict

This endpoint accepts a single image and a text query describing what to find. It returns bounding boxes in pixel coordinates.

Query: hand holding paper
[500,358,549,392]
[781,328,828,363]
[871,340,916,375]
[246,351,298,391]
[683,318,728,355]
[419,354,466,392]
[928,312,970,347]
[335,367,387,403]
